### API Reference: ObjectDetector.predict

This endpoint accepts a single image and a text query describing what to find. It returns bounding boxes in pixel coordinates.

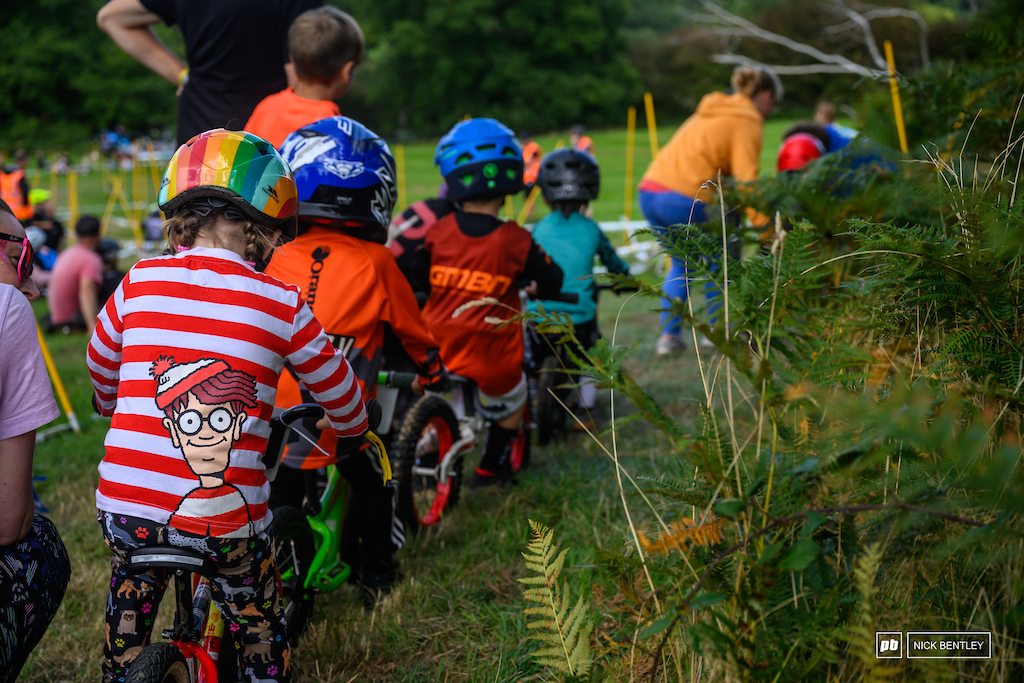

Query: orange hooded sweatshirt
[641,91,767,225]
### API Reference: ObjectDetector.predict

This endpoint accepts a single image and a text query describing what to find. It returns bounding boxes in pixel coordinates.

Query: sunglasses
[0,232,34,283]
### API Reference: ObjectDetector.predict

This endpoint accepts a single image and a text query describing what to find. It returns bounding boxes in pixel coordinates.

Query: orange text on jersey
[429,266,514,296]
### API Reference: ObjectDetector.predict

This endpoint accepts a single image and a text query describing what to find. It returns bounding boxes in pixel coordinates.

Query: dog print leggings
[98,511,291,683]
[0,514,71,683]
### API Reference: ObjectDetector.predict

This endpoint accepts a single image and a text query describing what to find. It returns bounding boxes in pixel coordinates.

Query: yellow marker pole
[504,195,514,221]
[516,185,542,225]
[884,40,909,154]
[146,140,161,198]
[623,106,637,233]
[101,174,121,231]
[35,323,81,434]
[395,144,407,212]
[68,170,79,229]
[643,92,659,158]
[132,142,145,248]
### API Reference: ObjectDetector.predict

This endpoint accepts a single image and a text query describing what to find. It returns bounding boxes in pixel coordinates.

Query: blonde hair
[731,66,783,104]
[163,211,279,264]
[289,7,365,82]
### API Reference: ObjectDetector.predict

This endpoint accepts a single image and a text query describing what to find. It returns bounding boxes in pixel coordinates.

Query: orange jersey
[265,228,442,467]
[421,214,534,395]
[244,88,341,148]
[522,141,543,185]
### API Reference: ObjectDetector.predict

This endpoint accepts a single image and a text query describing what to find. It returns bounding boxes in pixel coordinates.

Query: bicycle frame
[300,465,352,594]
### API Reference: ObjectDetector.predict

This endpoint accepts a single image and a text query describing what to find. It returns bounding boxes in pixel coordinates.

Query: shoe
[656,334,686,356]
[469,468,517,489]
[357,568,404,610]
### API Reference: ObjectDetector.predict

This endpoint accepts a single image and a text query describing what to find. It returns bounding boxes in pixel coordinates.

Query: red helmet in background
[777,133,825,173]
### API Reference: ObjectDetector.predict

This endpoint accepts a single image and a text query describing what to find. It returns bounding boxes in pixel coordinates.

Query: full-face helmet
[434,118,523,203]
[536,147,600,203]
[279,116,397,243]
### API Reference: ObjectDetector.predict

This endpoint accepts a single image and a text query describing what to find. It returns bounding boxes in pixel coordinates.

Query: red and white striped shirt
[87,246,367,538]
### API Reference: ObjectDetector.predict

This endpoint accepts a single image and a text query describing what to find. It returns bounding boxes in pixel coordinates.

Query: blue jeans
[638,189,723,336]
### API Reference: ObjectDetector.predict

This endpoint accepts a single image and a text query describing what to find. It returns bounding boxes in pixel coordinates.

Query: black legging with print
[98,511,290,683]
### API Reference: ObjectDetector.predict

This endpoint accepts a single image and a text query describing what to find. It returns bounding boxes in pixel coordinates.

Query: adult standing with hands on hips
[97,0,323,146]
[637,65,781,355]
[0,198,71,682]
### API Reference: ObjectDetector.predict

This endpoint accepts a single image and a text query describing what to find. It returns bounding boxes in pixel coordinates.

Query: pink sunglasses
[0,232,35,283]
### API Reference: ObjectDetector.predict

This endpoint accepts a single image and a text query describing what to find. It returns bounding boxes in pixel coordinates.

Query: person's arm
[522,239,564,299]
[97,0,187,87]
[80,275,99,336]
[0,431,35,546]
[379,258,446,391]
[595,227,630,275]
[732,122,769,227]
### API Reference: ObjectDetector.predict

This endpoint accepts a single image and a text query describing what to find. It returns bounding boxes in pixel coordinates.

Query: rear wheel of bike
[535,355,568,445]
[125,643,190,683]
[269,505,316,644]
[393,395,461,533]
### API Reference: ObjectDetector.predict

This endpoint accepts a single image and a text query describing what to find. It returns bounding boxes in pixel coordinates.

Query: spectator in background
[638,65,781,355]
[244,6,365,148]
[813,101,859,153]
[0,198,71,682]
[96,238,125,307]
[97,0,323,146]
[24,227,57,293]
[521,131,543,196]
[28,189,65,252]
[570,125,594,157]
[0,150,32,223]
[43,215,104,335]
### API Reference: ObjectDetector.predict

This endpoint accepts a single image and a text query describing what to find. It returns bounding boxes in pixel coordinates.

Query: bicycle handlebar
[526,290,579,304]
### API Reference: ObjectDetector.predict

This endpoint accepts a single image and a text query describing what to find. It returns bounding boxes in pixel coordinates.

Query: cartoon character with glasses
[151,355,259,537]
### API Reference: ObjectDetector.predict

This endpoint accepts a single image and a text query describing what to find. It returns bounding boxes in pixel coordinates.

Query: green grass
[22,290,705,682]
[32,119,798,243]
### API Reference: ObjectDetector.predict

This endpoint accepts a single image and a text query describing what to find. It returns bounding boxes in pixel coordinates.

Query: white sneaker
[656,334,686,356]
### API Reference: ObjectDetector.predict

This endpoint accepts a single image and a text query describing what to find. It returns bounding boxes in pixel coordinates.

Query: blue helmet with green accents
[434,118,523,203]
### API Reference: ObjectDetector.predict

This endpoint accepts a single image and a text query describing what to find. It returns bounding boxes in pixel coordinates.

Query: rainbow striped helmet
[158,129,297,232]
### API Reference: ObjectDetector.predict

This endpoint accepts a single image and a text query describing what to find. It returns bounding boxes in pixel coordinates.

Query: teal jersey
[526,211,629,324]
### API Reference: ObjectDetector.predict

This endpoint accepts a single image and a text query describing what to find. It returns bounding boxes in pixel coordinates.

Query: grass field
[22,287,697,682]
[28,118,798,242]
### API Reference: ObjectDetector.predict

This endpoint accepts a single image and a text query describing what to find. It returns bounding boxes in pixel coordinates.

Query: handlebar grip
[379,370,418,390]
[527,290,579,304]
[277,403,324,427]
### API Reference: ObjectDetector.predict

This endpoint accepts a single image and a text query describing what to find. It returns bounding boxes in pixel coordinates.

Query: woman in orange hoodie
[638,66,780,355]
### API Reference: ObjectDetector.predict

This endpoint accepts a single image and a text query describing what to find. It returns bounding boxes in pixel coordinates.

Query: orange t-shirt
[244,88,341,148]
[522,141,543,185]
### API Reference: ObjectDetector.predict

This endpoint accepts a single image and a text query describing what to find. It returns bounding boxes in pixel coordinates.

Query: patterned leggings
[98,512,291,683]
[0,514,71,683]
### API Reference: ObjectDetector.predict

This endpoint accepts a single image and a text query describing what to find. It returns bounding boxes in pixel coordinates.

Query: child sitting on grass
[412,117,563,487]
[244,6,364,148]
[86,129,367,683]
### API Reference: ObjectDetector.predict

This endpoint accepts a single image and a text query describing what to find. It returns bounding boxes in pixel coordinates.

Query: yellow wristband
[177,68,190,87]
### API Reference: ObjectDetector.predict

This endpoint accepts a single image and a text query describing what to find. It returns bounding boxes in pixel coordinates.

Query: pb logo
[876,632,903,658]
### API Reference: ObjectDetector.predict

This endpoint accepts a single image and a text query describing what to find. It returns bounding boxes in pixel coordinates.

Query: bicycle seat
[126,546,216,576]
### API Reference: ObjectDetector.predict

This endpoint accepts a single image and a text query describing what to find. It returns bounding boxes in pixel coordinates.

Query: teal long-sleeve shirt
[526,211,630,324]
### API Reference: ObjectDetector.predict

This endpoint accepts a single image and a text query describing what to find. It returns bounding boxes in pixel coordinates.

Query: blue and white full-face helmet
[279,116,397,243]
[434,117,523,203]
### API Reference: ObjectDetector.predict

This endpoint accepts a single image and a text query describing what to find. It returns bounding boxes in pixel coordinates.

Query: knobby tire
[393,394,461,534]
[269,505,316,644]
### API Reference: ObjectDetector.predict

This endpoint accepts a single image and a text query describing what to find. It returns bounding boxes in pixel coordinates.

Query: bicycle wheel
[510,397,531,472]
[393,395,461,533]
[269,506,316,644]
[535,355,568,445]
[125,643,190,683]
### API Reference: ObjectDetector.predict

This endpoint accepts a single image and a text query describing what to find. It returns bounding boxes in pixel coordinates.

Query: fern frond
[518,520,593,677]
[638,516,726,555]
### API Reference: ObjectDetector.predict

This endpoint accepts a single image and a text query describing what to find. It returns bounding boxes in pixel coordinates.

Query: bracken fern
[518,520,594,679]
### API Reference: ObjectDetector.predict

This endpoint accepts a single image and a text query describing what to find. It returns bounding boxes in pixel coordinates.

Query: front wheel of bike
[393,394,461,533]
[269,505,316,644]
[125,643,190,683]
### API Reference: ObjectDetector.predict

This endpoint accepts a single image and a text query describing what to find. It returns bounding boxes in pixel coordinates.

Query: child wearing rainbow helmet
[87,128,368,683]
[266,115,447,606]
[412,117,563,487]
